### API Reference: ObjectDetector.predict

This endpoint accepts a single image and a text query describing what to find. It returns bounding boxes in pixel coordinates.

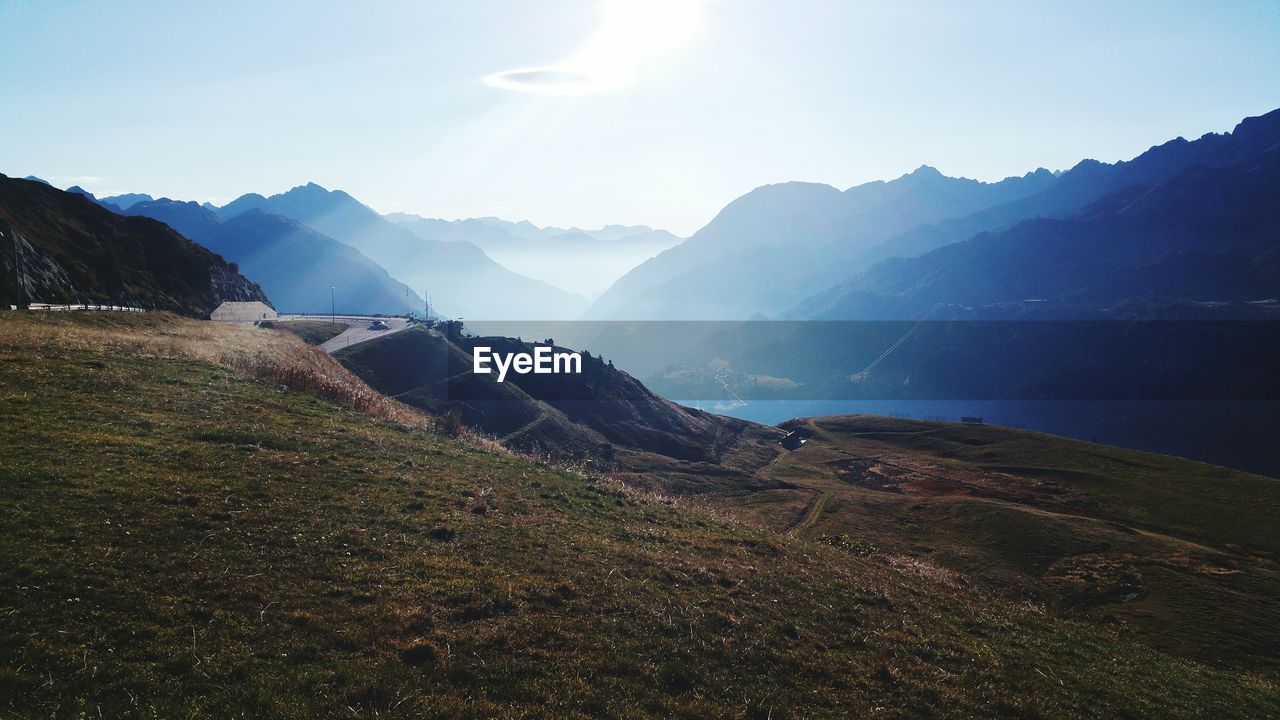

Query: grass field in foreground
[0,312,1276,718]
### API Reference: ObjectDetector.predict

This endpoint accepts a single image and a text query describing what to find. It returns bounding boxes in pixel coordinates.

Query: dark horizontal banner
[439,320,1280,402]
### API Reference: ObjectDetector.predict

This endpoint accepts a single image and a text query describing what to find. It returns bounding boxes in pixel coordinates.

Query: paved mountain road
[277,315,411,354]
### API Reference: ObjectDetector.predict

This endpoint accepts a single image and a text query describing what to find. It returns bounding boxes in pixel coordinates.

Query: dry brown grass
[13,311,516,454]
[3,311,432,427]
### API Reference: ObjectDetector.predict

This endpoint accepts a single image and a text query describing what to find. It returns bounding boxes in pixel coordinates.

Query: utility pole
[330,286,335,325]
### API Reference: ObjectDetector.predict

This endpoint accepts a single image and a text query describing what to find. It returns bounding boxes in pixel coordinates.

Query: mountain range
[122,198,424,316]
[100,193,154,211]
[584,167,1059,319]
[10,108,1278,328]
[792,109,1280,320]
[0,175,266,316]
[213,184,590,319]
[19,178,679,318]
[588,108,1280,322]
[387,214,680,298]
[391,214,666,243]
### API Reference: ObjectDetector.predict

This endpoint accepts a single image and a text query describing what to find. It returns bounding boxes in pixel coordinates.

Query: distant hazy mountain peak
[383,211,427,224]
[906,164,944,178]
[217,192,268,218]
[223,206,275,221]
[100,192,154,211]
[1067,157,1106,174]
[280,181,356,203]
[470,215,526,225]
[713,182,844,219]
[134,197,200,210]
[756,180,841,193]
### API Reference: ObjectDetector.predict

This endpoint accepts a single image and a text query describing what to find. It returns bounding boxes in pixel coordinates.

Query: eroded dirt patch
[829,457,1094,512]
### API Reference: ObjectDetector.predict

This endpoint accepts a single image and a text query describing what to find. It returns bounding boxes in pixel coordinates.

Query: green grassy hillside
[746,415,1280,675]
[0,313,1276,718]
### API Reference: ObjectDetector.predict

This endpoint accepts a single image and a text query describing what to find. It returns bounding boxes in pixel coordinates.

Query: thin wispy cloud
[483,66,623,96]
[49,175,104,186]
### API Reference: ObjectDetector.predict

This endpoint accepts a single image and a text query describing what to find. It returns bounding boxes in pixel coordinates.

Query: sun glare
[483,0,703,95]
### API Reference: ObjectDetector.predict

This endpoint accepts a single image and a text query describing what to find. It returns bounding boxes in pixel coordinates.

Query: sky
[1,0,1277,236]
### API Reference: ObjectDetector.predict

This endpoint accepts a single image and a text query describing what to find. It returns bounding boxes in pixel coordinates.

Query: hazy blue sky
[2,0,1277,235]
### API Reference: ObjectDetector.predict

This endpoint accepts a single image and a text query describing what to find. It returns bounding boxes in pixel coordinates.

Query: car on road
[369,320,390,330]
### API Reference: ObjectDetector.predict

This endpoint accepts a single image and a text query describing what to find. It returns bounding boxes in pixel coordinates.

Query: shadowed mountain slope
[825,108,1280,281]
[793,121,1280,320]
[334,326,781,491]
[589,109,1280,322]
[586,167,1058,319]
[0,175,267,316]
[126,199,422,315]
[217,184,588,319]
